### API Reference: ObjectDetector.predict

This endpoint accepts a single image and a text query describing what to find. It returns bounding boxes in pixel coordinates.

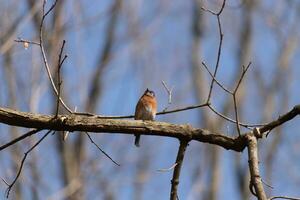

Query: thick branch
[1,104,300,154]
[0,107,246,152]
[246,134,267,200]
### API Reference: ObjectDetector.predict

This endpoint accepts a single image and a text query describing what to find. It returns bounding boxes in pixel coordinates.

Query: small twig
[201,0,226,16]
[261,178,274,189]
[208,104,265,128]
[203,0,226,103]
[233,94,241,135]
[14,38,40,46]
[231,63,253,135]
[265,130,272,138]
[55,40,67,117]
[202,62,232,94]
[162,81,173,104]
[269,196,300,200]
[161,81,173,111]
[233,62,252,93]
[85,132,120,166]
[60,55,68,66]
[4,130,52,198]
[72,103,210,119]
[43,0,59,17]
[157,163,178,172]
[170,140,188,200]
[0,129,42,151]
[157,103,209,116]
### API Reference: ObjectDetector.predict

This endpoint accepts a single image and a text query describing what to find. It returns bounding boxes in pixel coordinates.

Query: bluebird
[134,88,157,147]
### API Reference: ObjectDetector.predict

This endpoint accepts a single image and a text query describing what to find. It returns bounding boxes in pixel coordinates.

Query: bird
[134,88,157,147]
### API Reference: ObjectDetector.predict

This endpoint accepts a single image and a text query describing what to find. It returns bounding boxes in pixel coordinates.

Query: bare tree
[1,0,300,200]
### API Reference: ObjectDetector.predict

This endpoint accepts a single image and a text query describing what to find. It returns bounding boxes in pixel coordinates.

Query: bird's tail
[134,134,140,147]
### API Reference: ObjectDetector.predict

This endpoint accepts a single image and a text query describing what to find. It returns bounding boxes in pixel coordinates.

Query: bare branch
[0,129,42,151]
[14,38,40,46]
[170,140,188,200]
[233,95,242,135]
[162,81,173,104]
[162,81,173,111]
[269,196,300,200]
[202,0,226,103]
[232,62,252,135]
[39,0,73,114]
[246,133,267,200]
[4,130,52,198]
[55,40,67,117]
[261,177,274,189]
[72,103,210,119]
[157,103,210,116]
[85,132,120,166]
[233,63,252,94]
[208,104,265,128]
[201,62,232,94]
[201,0,226,16]
[258,105,300,136]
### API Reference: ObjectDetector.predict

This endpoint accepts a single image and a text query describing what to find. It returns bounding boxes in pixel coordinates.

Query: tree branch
[170,140,188,200]
[258,104,300,135]
[0,106,246,152]
[203,0,226,103]
[269,196,300,200]
[85,132,120,166]
[1,102,299,155]
[55,40,67,117]
[246,133,267,200]
[0,129,42,151]
[4,130,52,198]
[39,0,73,113]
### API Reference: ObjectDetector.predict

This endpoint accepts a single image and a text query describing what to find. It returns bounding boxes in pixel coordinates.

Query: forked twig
[202,61,232,94]
[14,0,72,113]
[232,62,252,135]
[162,80,173,104]
[39,0,72,113]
